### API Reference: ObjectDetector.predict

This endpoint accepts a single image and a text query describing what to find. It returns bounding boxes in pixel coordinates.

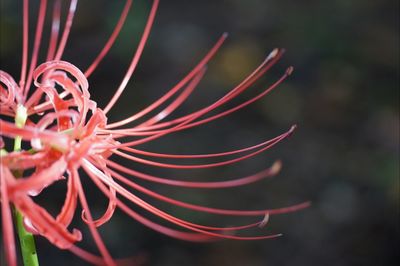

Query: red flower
[0,0,309,265]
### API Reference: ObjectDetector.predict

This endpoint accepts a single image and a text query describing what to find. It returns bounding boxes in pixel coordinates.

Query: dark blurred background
[1,0,399,265]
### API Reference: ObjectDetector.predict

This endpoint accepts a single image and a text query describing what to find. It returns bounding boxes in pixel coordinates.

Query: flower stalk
[13,105,39,266]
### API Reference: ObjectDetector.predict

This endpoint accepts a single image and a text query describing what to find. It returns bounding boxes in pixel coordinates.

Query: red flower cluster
[0,0,309,265]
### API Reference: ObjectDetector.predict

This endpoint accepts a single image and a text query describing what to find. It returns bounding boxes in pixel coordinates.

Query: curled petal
[15,198,82,249]
[4,165,81,249]
[33,61,89,99]
[81,157,116,227]
[33,60,92,128]
[35,109,80,132]
[1,150,49,170]
[79,108,107,139]
[81,170,116,227]
[56,173,78,227]
[0,70,22,106]
[8,157,67,196]
[0,119,70,151]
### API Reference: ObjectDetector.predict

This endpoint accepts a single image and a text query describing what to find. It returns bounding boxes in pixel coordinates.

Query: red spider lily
[0,0,309,265]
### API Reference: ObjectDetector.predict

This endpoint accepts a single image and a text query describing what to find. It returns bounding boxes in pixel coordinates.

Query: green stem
[14,210,39,266]
[13,105,39,266]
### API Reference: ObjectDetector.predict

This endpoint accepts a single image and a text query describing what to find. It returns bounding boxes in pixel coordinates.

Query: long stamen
[85,168,214,242]
[105,158,280,188]
[19,0,29,92]
[24,0,75,109]
[104,163,309,217]
[54,0,78,60]
[138,66,207,127]
[73,169,116,266]
[131,49,284,133]
[117,131,289,159]
[94,159,273,231]
[84,0,133,78]
[23,0,48,101]
[112,128,291,169]
[106,32,228,128]
[84,159,284,241]
[103,0,159,114]
[68,246,106,266]
[107,66,292,149]
[107,47,283,130]
[46,0,61,61]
